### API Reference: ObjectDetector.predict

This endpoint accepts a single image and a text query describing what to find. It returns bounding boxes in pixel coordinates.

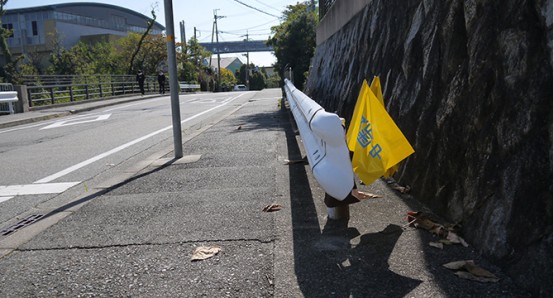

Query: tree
[235,64,251,85]
[267,2,317,89]
[47,40,115,76]
[265,69,281,88]
[219,68,237,91]
[0,0,23,83]
[109,32,166,76]
[249,71,266,90]
[178,36,212,84]
[127,7,157,74]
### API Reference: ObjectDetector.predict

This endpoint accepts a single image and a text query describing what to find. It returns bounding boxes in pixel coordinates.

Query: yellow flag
[369,76,384,106]
[346,79,414,185]
[369,76,400,177]
[347,76,384,151]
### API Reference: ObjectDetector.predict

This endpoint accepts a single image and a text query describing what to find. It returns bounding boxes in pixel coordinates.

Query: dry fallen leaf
[262,203,282,212]
[454,271,499,282]
[352,190,382,200]
[429,241,444,249]
[191,246,221,261]
[393,184,411,193]
[406,211,450,238]
[443,260,499,283]
[447,231,469,247]
[443,260,470,270]
[439,239,454,245]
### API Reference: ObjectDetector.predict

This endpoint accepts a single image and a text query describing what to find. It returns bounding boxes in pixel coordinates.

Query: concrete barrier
[284,79,354,201]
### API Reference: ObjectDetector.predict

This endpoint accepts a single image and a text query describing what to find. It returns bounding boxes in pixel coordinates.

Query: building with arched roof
[1,2,165,65]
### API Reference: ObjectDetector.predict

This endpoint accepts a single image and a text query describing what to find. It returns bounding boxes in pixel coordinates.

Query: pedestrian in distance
[136,70,145,95]
[157,71,166,94]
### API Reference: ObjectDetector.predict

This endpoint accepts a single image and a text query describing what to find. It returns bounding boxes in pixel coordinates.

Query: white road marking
[188,98,217,104]
[0,182,80,196]
[40,114,111,130]
[0,196,14,203]
[34,93,247,184]
[0,114,94,135]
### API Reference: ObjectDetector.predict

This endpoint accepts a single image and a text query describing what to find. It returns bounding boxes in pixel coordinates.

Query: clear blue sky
[4,0,303,66]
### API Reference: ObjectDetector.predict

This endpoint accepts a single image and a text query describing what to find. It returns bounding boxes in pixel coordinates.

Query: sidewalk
[0,91,530,297]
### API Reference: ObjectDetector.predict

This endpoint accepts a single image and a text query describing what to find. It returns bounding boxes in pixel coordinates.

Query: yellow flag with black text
[346,79,414,185]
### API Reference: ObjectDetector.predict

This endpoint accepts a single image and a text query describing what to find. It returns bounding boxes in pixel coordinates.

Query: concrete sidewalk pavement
[0,90,530,297]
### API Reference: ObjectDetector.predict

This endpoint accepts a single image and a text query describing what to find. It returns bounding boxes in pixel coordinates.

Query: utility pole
[163,0,183,158]
[213,9,225,92]
[179,21,186,53]
[244,31,249,89]
[179,20,186,73]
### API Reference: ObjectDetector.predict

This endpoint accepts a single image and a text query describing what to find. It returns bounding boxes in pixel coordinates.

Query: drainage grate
[0,214,44,237]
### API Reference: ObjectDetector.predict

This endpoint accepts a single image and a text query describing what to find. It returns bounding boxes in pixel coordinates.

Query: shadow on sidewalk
[281,106,421,297]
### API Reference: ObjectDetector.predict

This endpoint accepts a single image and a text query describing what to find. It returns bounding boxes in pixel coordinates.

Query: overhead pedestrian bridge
[199,40,273,54]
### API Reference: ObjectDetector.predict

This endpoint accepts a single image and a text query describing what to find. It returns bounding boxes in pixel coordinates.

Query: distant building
[215,57,243,74]
[0,2,165,66]
[261,66,275,77]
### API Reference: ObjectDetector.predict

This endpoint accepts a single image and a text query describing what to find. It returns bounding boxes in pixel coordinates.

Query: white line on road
[34,93,247,184]
[40,114,112,130]
[0,182,80,196]
[0,196,14,203]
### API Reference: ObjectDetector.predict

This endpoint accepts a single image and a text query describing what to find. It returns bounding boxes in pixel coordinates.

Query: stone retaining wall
[307,0,552,295]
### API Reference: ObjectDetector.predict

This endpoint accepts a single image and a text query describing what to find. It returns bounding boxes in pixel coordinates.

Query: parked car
[233,84,247,91]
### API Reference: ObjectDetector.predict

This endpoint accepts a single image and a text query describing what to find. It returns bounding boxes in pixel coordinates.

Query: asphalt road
[0,89,533,297]
[0,91,258,228]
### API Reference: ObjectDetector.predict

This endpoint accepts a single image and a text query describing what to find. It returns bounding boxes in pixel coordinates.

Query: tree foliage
[235,64,267,90]
[127,8,157,74]
[219,68,237,91]
[249,71,266,91]
[267,1,317,89]
[0,0,23,83]
[177,36,212,88]
[0,2,234,92]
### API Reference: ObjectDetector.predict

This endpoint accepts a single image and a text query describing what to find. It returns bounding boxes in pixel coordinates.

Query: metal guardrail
[0,83,17,114]
[20,74,159,107]
[21,75,141,86]
[2,75,202,111]
[284,78,354,204]
[179,82,201,91]
[26,80,157,107]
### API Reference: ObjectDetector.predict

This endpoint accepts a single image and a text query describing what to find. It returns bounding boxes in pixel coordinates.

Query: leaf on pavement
[191,246,221,261]
[446,231,469,247]
[429,241,444,249]
[352,190,382,200]
[262,203,282,212]
[392,184,411,193]
[443,260,499,283]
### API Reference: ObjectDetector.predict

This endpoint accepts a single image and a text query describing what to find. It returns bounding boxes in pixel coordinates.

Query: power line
[251,0,282,13]
[231,0,280,18]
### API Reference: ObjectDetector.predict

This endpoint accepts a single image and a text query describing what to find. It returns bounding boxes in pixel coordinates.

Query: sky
[4,0,304,66]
